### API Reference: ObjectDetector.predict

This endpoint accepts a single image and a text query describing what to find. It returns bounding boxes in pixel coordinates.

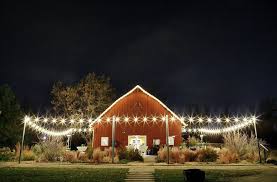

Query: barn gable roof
[91,85,184,126]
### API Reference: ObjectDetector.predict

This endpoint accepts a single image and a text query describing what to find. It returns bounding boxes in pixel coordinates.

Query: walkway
[125,167,155,182]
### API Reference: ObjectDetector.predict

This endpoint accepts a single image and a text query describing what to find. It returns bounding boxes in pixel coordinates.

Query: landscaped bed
[154,168,277,182]
[0,167,128,182]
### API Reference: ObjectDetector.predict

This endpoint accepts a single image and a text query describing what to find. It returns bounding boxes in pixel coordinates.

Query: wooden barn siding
[93,89,182,148]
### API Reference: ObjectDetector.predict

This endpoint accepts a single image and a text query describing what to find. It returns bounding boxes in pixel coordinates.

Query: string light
[170,116,175,122]
[23,114,259,136]
[183,119,254,135]
[124,117,129,123]
[143,117,147,122]
[60,118,66,125]
[52,118,57,123]
[70,119,75,124]
[198,117,203,123]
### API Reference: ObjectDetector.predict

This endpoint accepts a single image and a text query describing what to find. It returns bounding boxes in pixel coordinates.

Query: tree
[51,73,115,145]
[0,84,23,149]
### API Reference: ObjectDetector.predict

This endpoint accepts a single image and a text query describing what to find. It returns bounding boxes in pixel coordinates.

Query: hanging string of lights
[183,117,255,135]
[23,116,92,136]
[24,115,257,125]
[23,115,258,137]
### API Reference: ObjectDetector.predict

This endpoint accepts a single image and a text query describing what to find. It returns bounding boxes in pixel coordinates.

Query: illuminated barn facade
[91,85,184,149]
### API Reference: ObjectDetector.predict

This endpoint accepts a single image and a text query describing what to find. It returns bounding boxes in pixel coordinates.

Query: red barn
[91,85,184,150]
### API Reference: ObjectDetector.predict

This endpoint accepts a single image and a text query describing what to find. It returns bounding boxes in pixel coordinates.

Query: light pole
[19,116,28,164]
[253,117,261,163]
[165,115,169,164]
[112,116,116,163]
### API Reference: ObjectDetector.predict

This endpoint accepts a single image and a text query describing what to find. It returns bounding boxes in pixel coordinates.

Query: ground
[0,162,276,182]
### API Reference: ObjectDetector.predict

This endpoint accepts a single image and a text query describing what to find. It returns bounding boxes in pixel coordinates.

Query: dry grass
[222,132,260,163]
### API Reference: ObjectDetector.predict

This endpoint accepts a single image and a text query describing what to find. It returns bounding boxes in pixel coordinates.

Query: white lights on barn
[22,114,258,136]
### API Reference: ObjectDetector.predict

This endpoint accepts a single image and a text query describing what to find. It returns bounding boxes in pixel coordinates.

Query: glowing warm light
[188,129,192,132]
[234,118,239,122]
[83,128,87,132]
[134,117,138,122]
[225,118,230,123]
[198,117,203,123]
[88,118,92,123]
[89,128,92,132]
[162,116,166,121]
[97,118,102,123]
[207,118,212,123]
[216,118,221,123]
[43,118,48,123]
[124,117,129,122]
[180,117,185,122]
[78,129,82,132]
[143,117,147,122]
[106,117,111,122]
[24,116,31,123]
[79,119,84,123]
[34,117,39,122]
[52,118,57,123]
[152,117,157,122]
[70,119,75,124]
[189,117,194,123]
[170,116,175,122]
[60,119,66,124]
[251,116,257,122]
[243,117,247,122]
[116,117,120,122]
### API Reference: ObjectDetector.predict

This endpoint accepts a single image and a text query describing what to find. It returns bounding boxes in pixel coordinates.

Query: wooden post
[165,115,169,164]
[253,119,262,163]
[112,116,116,164]
[19,119,27,164]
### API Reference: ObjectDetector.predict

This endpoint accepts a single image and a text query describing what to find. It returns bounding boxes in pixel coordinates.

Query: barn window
[101,137,109,146]
[168,136,175,145]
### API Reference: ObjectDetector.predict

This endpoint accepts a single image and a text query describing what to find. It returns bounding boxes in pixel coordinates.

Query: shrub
[63,151,77,162]
[118,147,128,160]
[181,148,197,162]
[0,147,15,161]
[171,147,180,163]
[32,140,65,162]
[118,147,143,162]
[77,152,88,162]
[188,136,200,147]
[196,147,218,162]
[218,148,239,164]
[223,133,261,162]
[22,149,35,161]
[93,148,104,163]
[128,149,143,161]
[157,147,171,162]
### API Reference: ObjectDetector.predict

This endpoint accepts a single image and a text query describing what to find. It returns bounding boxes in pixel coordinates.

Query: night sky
[1,1,277,113]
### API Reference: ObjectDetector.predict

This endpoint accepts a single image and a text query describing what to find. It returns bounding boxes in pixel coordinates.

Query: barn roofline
[90,85,185,126]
